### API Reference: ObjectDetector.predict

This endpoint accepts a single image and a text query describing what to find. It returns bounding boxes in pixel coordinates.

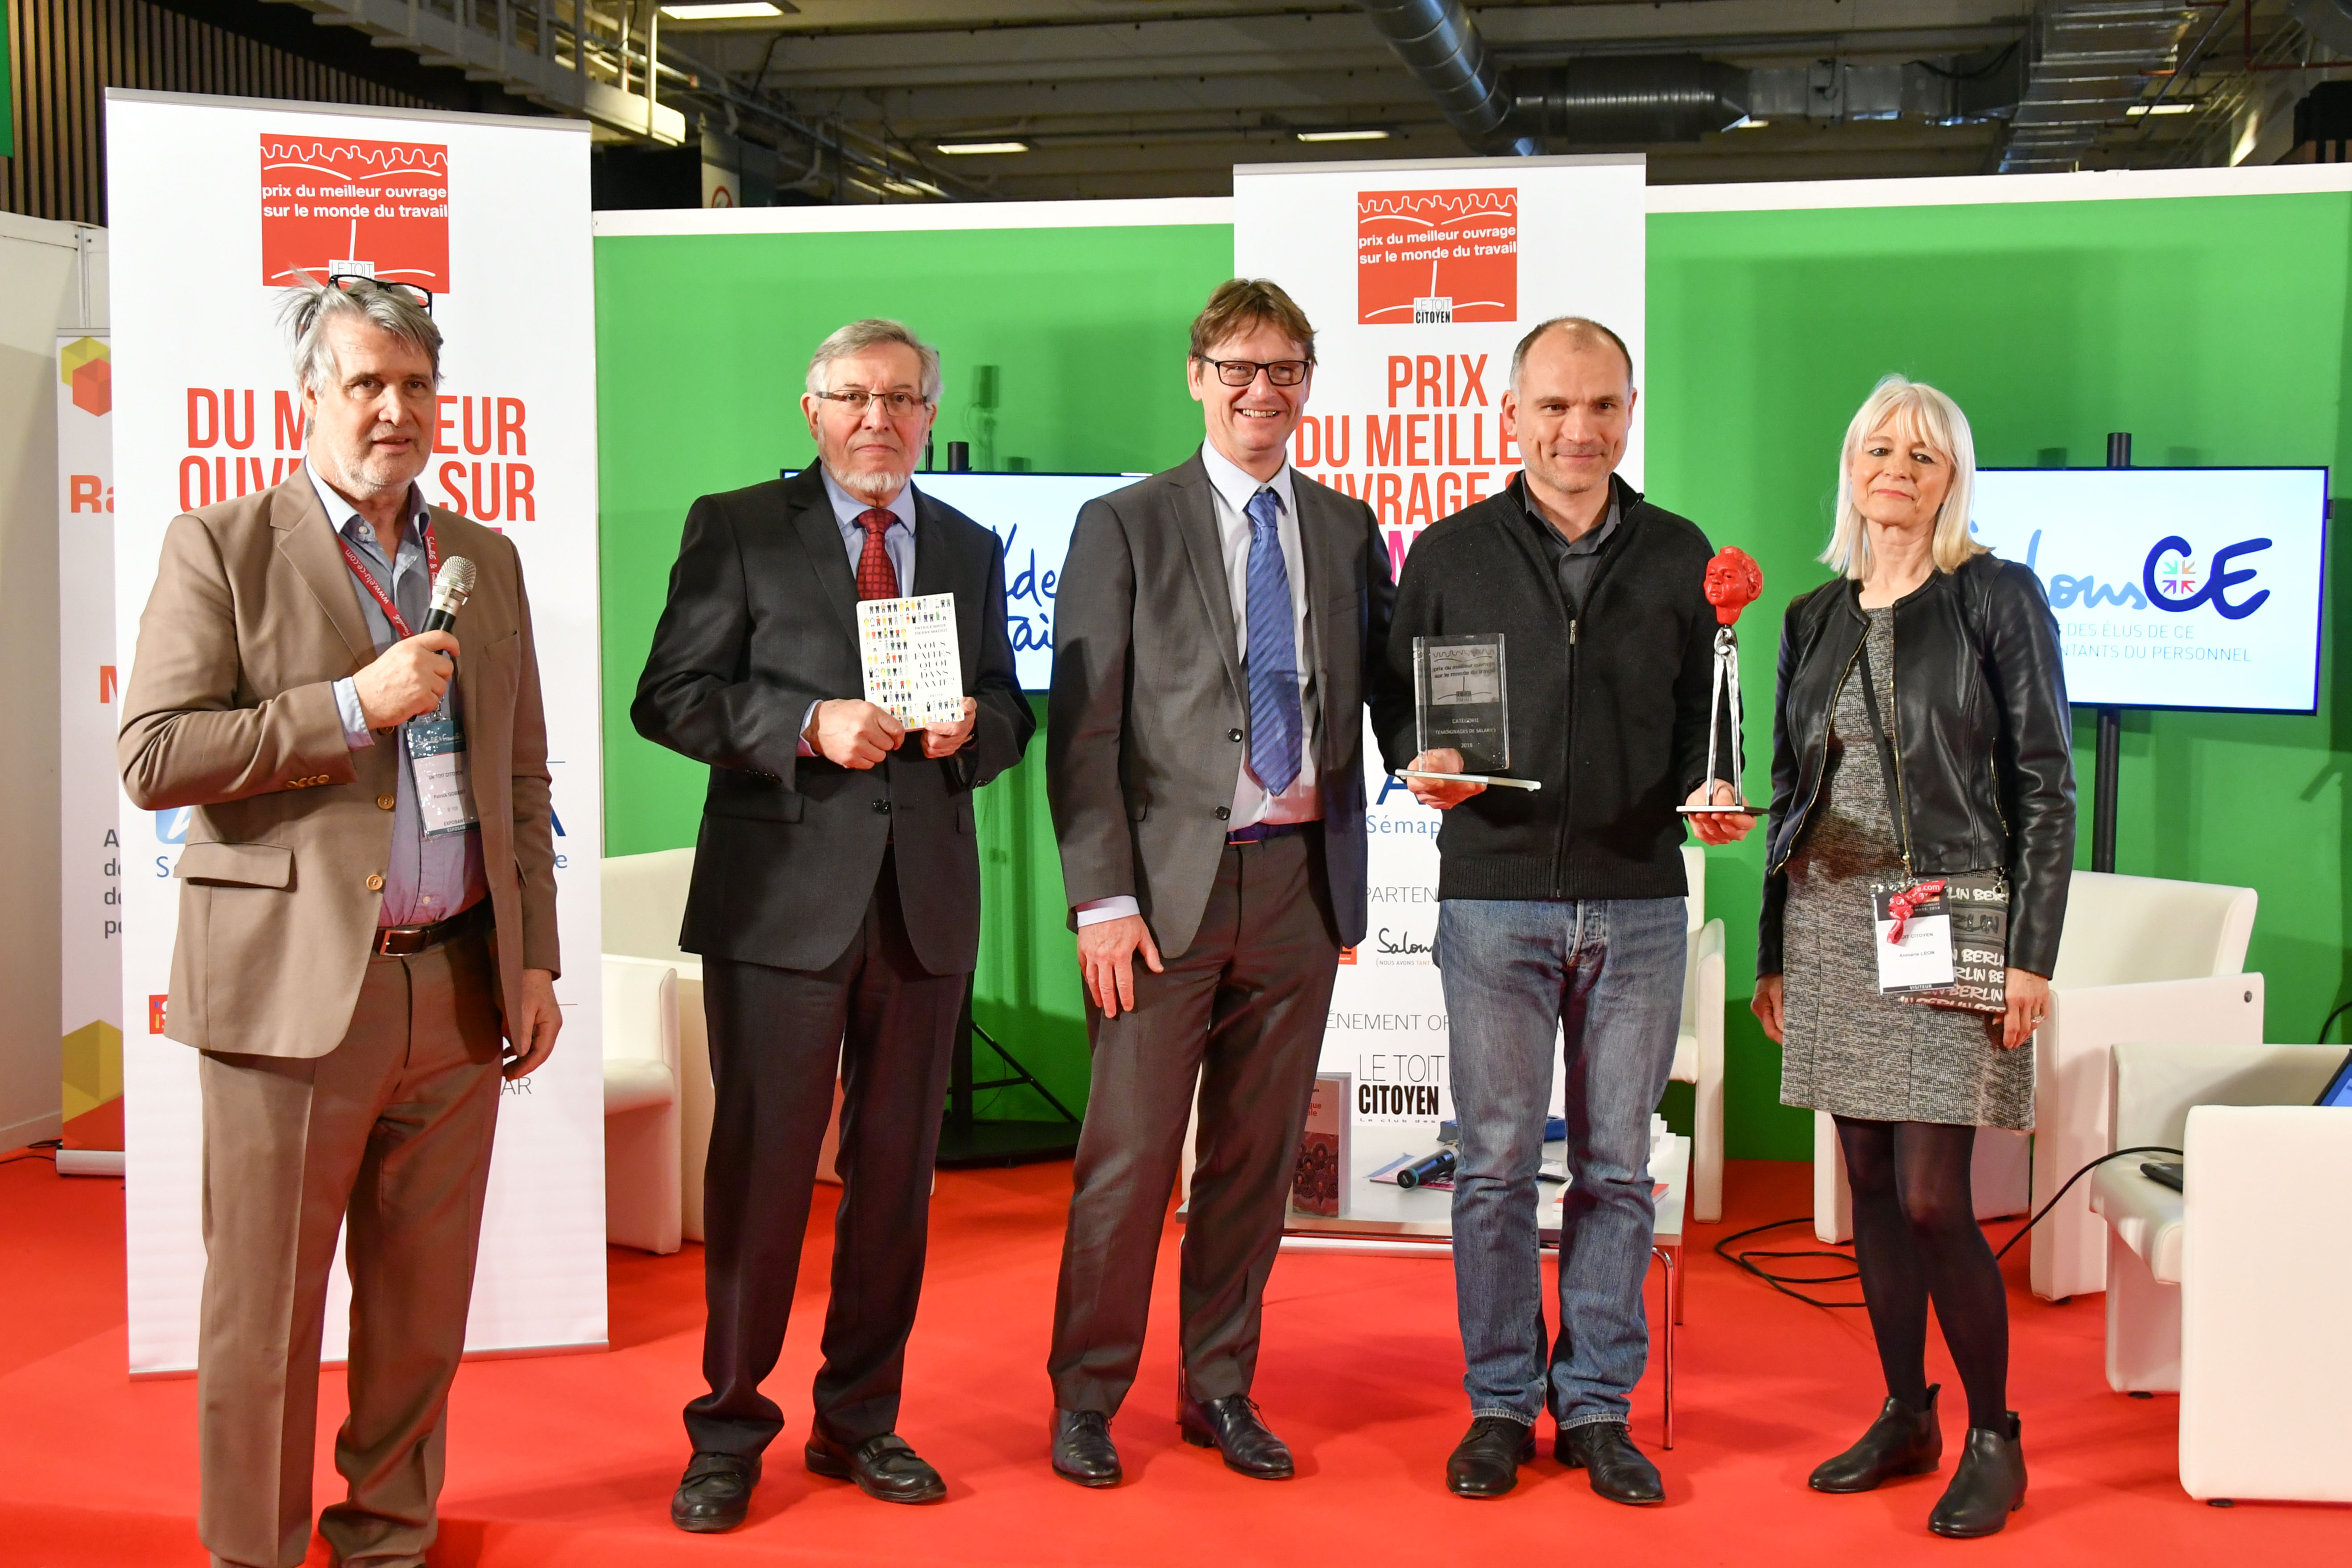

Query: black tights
[1835,1117,2010,1431]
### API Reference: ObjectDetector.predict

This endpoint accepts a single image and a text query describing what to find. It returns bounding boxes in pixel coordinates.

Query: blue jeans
[1437,896,1686,1430]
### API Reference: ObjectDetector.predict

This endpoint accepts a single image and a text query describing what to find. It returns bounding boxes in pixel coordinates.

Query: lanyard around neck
[335,511,439,640]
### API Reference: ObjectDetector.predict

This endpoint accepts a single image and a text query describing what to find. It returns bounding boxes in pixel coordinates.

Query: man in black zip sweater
[1378,318,1754,1506]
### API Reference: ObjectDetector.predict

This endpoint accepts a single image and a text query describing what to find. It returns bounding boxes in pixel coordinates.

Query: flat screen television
[906,472,1134,691]
[1967,467,2328,713]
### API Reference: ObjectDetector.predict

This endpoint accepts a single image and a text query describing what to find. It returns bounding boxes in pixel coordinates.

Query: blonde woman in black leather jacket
[1754,376,2075,1540]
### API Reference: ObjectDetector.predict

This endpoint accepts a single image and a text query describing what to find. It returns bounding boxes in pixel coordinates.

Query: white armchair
[1811,869,2261,1291]
[2090,1040,2351,1502]
[1669,846,1727,1223]
[602,848,845,1248]
[2028,871,2260,1302]
[602,956,683,1254]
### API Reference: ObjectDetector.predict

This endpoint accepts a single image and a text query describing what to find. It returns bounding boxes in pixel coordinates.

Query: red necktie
[855,509,900,601]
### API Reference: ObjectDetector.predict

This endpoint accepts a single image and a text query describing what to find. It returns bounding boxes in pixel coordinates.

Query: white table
[1271,1126,1690,1447]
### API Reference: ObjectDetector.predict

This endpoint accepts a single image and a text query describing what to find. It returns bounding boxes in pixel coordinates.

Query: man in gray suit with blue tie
[1044,279,1410,1486]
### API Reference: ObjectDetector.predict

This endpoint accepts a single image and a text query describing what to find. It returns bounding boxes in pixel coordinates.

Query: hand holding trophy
[1679,546,1763,844]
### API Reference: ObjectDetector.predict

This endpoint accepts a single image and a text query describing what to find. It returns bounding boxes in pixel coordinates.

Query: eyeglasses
[812,389,932,419]
[327,273,433,316]
[1196,355,1311,388]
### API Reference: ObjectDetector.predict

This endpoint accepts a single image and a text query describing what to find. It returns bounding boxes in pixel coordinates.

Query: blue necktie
[1244,487,1303,797]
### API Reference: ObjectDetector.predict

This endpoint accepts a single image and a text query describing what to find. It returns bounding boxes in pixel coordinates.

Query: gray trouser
[1047,829,1341,1415]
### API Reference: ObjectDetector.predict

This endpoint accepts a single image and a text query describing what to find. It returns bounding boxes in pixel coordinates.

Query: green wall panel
[1648,192,2352,1158]
[595,223,1236,1117]
[595,194,2352,1156]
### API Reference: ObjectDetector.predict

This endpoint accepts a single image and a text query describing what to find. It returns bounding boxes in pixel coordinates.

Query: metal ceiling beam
[1995,0,2203,171]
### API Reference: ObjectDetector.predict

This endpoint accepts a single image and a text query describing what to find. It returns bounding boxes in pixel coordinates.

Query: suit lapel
[908,485,951,600]
[1171,458,1245,702]
[434,508,485,724]
[269,473,377,669]
[789,475,863,642]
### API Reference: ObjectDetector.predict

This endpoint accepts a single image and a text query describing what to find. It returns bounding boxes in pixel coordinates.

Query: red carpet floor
[2,1150,2344,1567]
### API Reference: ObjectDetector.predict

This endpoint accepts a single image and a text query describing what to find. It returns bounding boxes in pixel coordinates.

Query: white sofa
[602,956,683,1254]
[2091,1040,2351,1502]
[602,848,845,1249]
[1811,869,2261,1294]
[1671,845,1727,1223]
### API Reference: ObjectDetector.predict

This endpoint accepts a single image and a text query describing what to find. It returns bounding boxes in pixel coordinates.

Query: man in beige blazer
[118,277,560,1568]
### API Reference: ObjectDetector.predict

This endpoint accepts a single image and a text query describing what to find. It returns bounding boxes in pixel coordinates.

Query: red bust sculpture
[1704,546,1764,626]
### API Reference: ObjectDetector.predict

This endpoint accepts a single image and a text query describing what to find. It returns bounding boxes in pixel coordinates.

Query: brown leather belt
[372,898,491,958]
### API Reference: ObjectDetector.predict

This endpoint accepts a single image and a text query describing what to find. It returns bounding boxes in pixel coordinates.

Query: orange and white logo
[1358,189,1517,326]
[260,135,451,294]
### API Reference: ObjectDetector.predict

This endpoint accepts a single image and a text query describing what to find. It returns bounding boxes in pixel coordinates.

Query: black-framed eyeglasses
[812,389,933,419]
[327,273,433,316]
[1195,355,1312,388]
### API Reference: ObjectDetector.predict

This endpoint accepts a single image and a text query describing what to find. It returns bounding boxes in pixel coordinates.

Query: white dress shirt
[1075,441,1320,928]
[798,466,920,755]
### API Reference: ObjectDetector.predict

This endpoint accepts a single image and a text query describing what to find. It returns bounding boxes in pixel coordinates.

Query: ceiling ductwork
[1511,55,1751,145]
[1356,0,1538,154]
[1996,1,2206,172]
[1362,3,2027,154]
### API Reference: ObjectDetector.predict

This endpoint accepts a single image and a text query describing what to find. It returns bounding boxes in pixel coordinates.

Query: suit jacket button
[1214,806,1231,821]
[366,873,385,892]
[1228,728,1244,742]
[873,799,891,814]
[377,794,396,811]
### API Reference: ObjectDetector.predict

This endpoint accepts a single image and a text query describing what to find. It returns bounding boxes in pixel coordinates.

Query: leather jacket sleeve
[1757,594,1808,977]
[1979,563,2075,977]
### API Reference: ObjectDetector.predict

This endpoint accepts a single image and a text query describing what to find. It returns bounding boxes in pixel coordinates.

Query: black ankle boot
[1928,1412,2026,1538]
[1808,1384,1942,1493]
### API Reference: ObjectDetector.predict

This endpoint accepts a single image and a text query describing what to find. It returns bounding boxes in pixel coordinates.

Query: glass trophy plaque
[1412,633,1510,774]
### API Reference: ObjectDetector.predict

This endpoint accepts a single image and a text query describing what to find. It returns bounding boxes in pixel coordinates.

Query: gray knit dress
[1777,607,2034,1131]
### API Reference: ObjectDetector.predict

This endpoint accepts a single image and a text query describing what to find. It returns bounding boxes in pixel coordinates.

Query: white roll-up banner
[106,90,606,1373]
[1233,156,1646,1132]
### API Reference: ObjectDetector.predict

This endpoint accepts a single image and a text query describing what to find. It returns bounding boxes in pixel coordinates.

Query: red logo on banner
[259,135,451,293]
[148,994,168,1035]
[1358,189,1517,326]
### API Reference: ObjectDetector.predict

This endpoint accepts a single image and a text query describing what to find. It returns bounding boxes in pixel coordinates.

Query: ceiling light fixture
[936,140,1031,155]
[1296,129,1392,143]
[2128,102,2197,116]
[659,3,789,19]
[1730,116,1770,130]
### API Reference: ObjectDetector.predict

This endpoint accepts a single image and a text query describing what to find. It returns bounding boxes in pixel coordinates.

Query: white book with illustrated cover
[857,592,965,729]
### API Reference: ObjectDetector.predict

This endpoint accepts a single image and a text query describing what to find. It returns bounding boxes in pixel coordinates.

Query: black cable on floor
[1991,1146,2181,1261]
[1713,1217,1864,1309]
[0,1138,63,1169]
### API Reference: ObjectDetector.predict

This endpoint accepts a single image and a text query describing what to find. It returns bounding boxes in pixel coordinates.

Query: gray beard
[836,464,910,507]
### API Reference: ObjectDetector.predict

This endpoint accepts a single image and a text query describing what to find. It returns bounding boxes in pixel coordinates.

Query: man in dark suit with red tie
[634,319,1033,1531]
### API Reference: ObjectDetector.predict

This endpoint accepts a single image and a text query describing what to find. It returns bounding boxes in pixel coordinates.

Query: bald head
[1510,316,1634,397]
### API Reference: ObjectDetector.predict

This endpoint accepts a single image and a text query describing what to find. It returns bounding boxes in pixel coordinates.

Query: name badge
[1872,884,1956,994]
[406,707,479,837]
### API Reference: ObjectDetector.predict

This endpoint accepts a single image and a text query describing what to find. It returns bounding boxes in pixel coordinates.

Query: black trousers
[685,858,965,1456]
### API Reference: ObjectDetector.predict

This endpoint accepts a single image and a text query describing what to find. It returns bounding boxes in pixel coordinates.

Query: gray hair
[806,318,942,404]
[280,276,443,393]
[1509,315,1635,393]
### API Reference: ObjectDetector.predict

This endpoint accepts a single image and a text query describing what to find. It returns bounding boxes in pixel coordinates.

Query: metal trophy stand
[1678,546,1764,815]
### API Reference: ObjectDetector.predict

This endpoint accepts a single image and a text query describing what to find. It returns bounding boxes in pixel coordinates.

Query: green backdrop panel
[595,194,2352,1157]
[595,224,1237,1117]
[1648,191,2352,1158]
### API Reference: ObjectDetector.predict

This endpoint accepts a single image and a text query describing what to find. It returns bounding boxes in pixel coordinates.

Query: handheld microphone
[422,556,476,637]
[1395,1149,1458,1190]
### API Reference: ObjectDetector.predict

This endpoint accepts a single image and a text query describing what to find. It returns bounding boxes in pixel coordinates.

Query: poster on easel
[106,89,607,1374]
[1234,155,1646,1137]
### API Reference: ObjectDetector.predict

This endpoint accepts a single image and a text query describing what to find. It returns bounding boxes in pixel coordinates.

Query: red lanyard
[335,513,439,640]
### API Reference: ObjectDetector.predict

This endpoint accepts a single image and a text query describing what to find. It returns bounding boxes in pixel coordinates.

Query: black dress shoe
[1557,1421,1665,1506]
[1929,1413,2027,1538]
[803,1429,947,1505]
[1052,1409,1122,1488]
[1810,1384,1943,1493]
[1446,1416,1536,1499]
[1179,1392,1295,1480]
[671,1451,760,1533]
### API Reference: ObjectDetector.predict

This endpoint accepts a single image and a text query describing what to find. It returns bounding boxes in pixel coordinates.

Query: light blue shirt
[315,463,488,928]
[799,467,921,755]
